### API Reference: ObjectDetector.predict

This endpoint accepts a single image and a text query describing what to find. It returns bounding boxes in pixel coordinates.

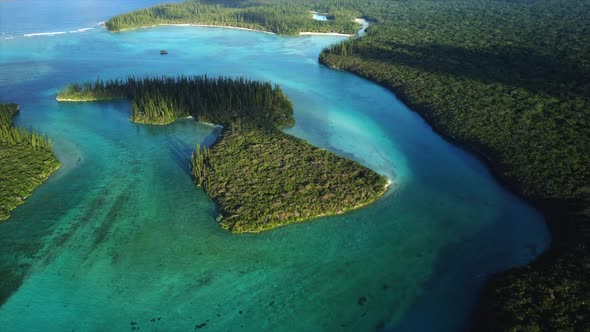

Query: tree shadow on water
[375,214,547,332]
[166,136,194,178]
[165,127,221,178]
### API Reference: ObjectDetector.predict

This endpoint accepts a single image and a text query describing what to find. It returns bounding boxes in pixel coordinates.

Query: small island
[160,50,168,55]
[0,103,60,220]
[57,76,389,232]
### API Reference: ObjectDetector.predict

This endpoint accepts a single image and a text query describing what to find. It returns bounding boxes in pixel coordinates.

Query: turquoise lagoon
[0,20,549,332]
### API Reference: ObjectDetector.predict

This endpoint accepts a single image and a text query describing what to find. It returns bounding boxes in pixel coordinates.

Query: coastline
[0,150,60,221]
[56,97,96,102]
[114,23,354,37]
[107,17,370,38]
[298,18,368,37]
[319,55,589,330]
[385,177,392,189]
[113,23,276,35]
[299,31,352,37]
[230,175,391,234]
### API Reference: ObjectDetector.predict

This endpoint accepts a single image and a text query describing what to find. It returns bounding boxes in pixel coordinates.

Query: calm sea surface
[0,1,549,331]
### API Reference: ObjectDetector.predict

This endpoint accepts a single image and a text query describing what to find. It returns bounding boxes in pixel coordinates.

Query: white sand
[114,23,275,35]
[298,32,352,37]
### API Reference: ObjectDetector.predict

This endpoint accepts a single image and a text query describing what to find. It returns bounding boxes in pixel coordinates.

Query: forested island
[57,76,389,233]
[0,103,59,220]
[105,0,359,35]
[58,76,294,126]
[98,0,589,329]
[192,124,387,233]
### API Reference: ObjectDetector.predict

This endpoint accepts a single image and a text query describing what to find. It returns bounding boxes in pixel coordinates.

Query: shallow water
[312,13,329,21]
[0,6,549,332]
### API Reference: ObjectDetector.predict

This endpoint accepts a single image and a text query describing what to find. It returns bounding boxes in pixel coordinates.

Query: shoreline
[385,177,392,189]
[299,31,352,37]
[0,162,60,221]
[109,22,365,37]
[56,97,95,102]
[318,56,589,329]
[299,18,369,37]
[231,176,391,234]
[113,23,276,35]
[55,96,122,102]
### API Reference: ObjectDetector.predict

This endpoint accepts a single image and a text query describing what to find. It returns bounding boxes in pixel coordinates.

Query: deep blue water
[0,1,549,331]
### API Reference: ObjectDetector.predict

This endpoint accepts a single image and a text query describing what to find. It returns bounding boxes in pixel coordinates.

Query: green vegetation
[475,222,590,332]
[59,76,388,232]
[58,76,294,126]
[0,103,59,220]
[321,1,590,206]
[99,0,590,327]
[191,123,388,233]
[105,0,360,35]
[315,0,590,330]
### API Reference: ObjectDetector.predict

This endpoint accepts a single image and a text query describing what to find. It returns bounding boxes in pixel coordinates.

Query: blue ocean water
[0,2,549,332]
[0,0,179,38]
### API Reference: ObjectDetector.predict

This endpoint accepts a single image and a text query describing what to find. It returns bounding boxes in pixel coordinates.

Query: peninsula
[0,103,59,220]
[57,76,389,233]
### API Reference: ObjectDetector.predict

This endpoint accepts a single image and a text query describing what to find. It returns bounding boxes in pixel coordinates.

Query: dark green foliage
[105,0,360,35]
[474,227,590,332]
[317,0,590,330]
[195,123,388,233]
[0,103,52,150]
[321,0,590,206]
[0,103,19,126]
[58,76,294,127]
[0,103,59,220]
[191,143,209,187]
[59,75,387,232]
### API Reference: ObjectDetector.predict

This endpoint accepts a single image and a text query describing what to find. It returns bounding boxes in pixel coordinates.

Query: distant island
[57,76,389,233]
[0,103,59,220]
[104,0,359,35]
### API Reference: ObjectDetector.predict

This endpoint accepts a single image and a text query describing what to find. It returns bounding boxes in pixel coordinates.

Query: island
[0,103,60,220]
[104,1,360,35]
[57,76,389,233]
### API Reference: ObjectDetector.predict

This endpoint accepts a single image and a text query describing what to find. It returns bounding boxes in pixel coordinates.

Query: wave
[24,31,67,37]
[68,27,94,33]
[13,23,101,39]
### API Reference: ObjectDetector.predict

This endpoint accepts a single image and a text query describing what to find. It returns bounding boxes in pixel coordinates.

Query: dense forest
[105,0,359,35]
[59,76,388,232]
[58,76,294,127]
[192,123,388,233]
[0,103,59,220]
[314,0,590,330]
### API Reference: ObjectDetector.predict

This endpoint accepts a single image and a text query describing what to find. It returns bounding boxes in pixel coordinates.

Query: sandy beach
[298,32,353,37]
[56,97,91,102]
[114,23,276,35]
